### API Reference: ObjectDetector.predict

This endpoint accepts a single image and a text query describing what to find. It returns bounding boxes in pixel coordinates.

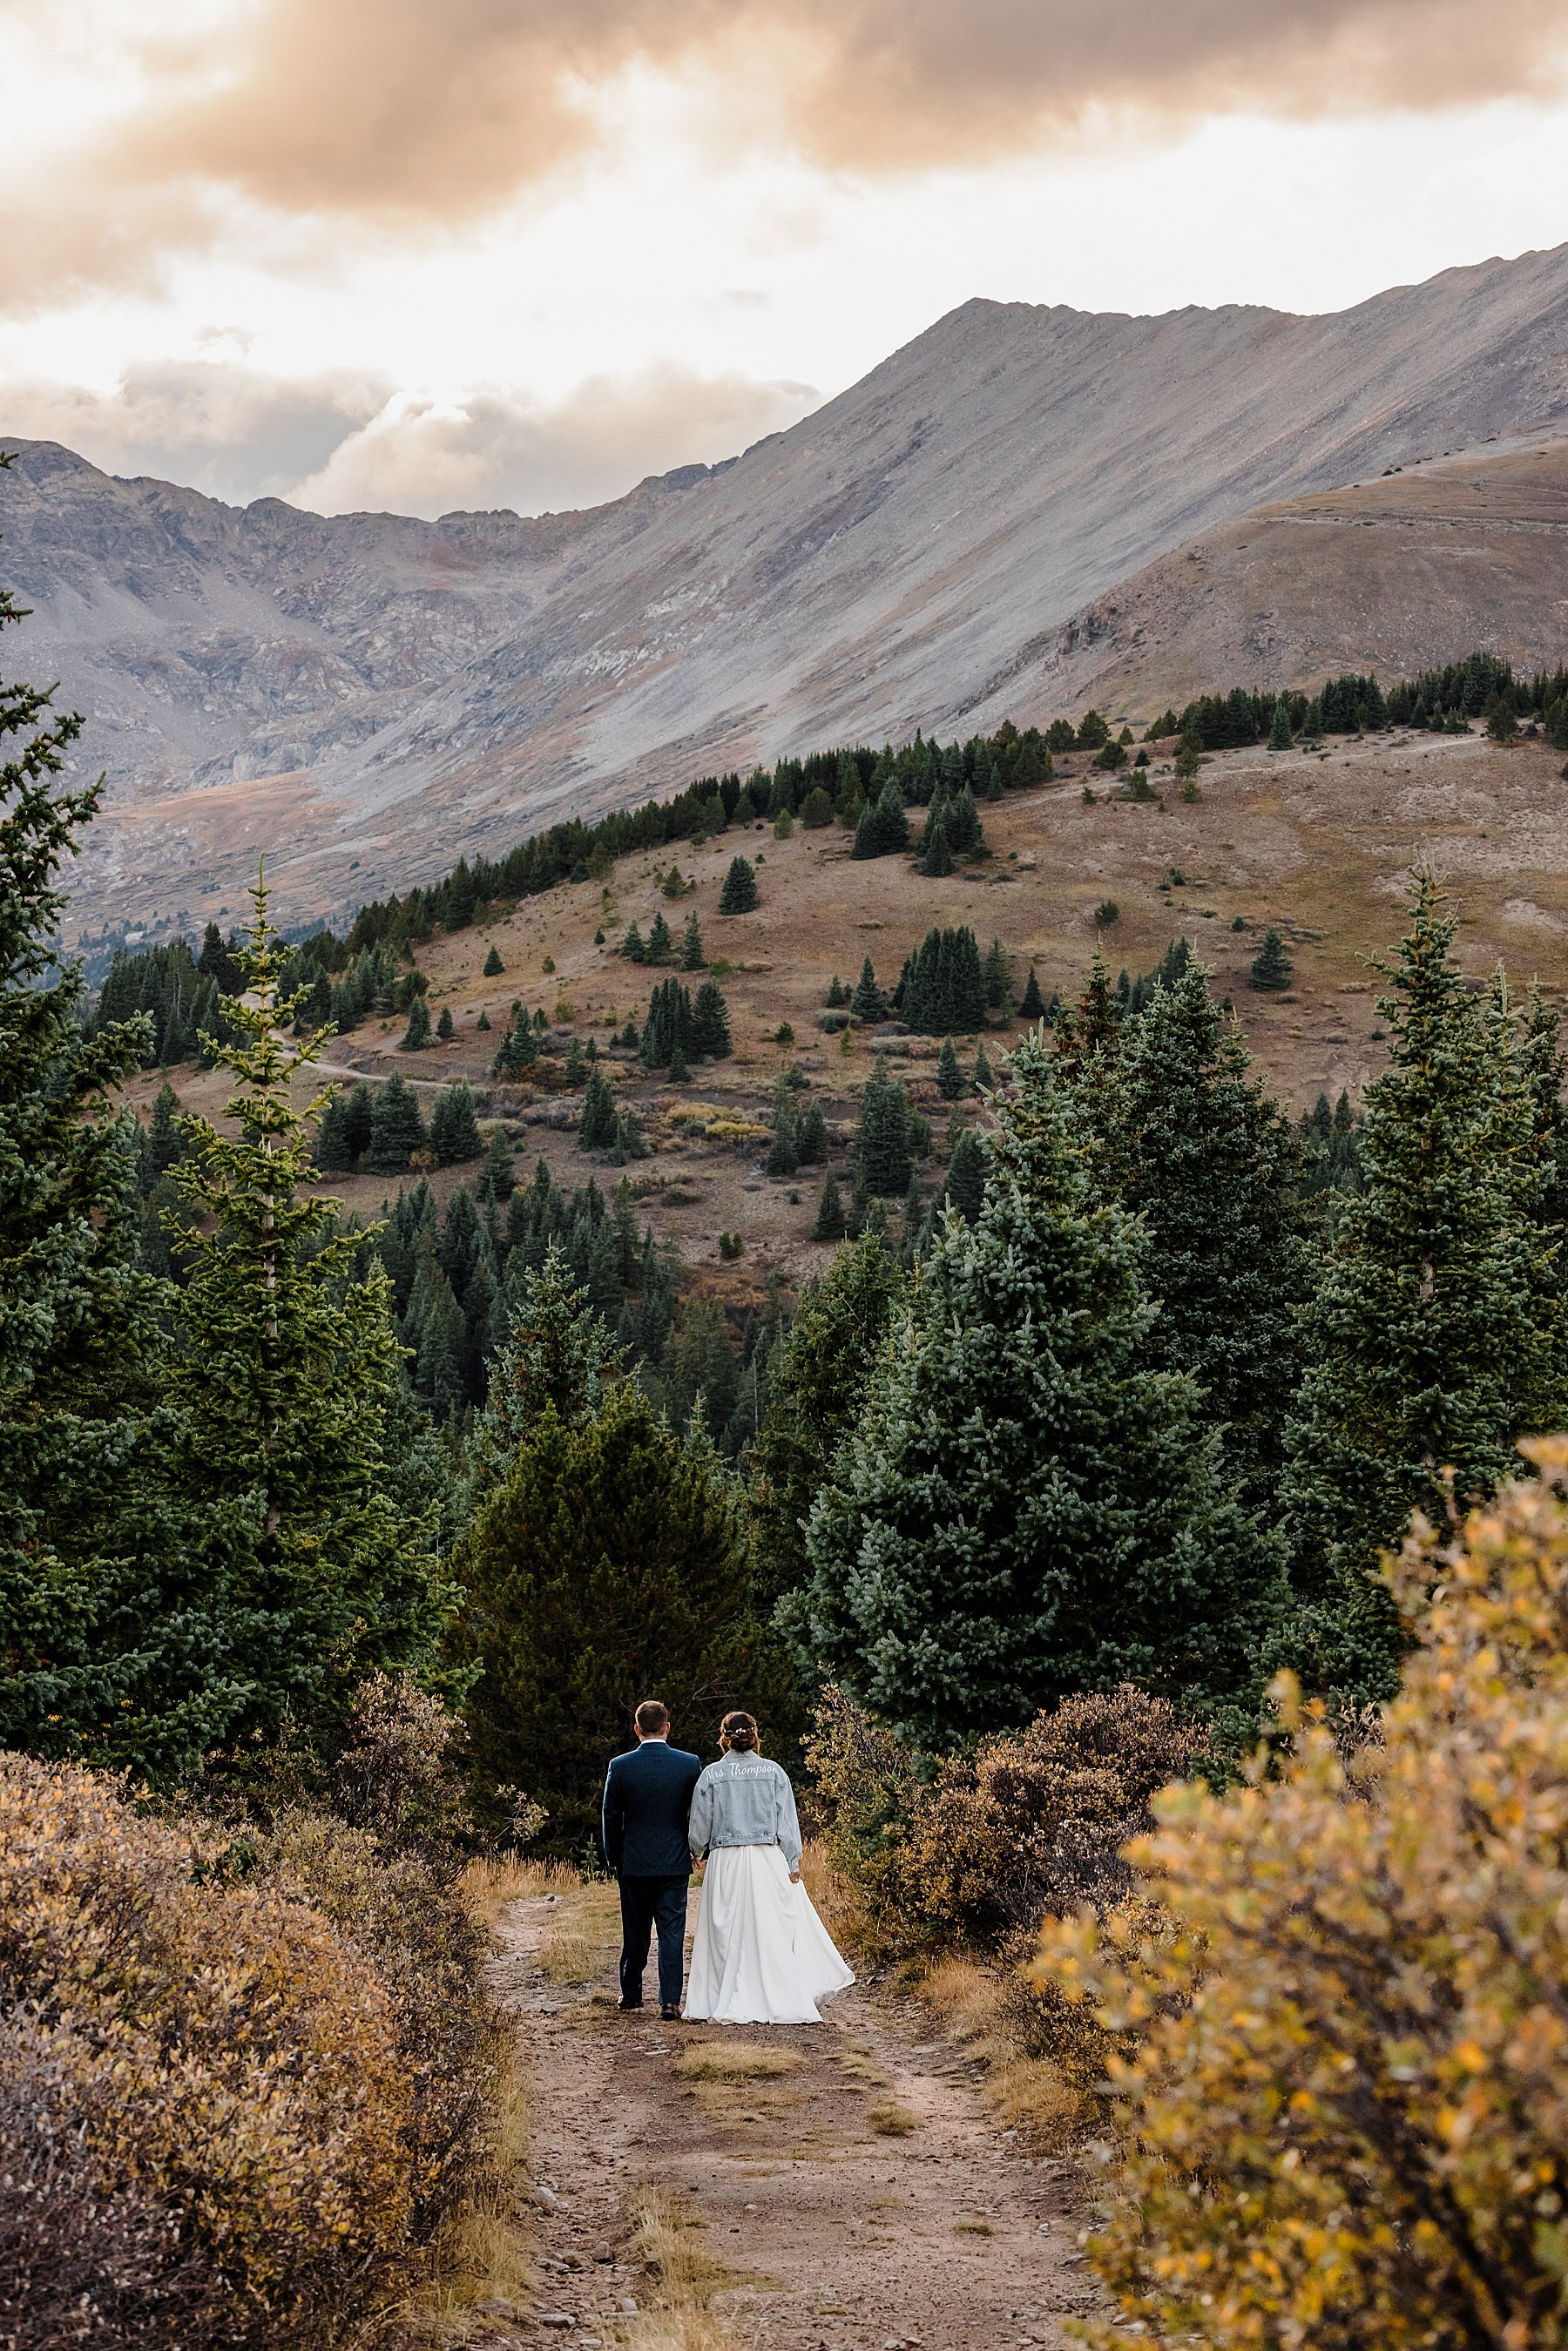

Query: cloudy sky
[3,0,1568,518]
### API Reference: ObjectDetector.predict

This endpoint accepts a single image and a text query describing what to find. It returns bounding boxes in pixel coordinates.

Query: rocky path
[476,1885,1099,2351]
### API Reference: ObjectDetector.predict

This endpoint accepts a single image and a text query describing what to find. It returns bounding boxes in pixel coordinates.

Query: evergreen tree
[1051,949,1123,1087]
[429,1080,483,1165]
[801,785,835,828]
[436,1003,455,1040]
[477,1128,516,1202]
[646,912,675,965]
[983,938,1013,1017]
[920,814,954,875]
[668,1037,691,1084]
[936,1037,965,1099]
[945,784,985,856]
[897,926,987,1035]
[852,783,910,860]
[691,979,732,1060]
[620,921,647,963]
[850,957,889,1023]
[1283,877,1568,1696]
[681,910,706,969]
[400,993,432,1050]
[812,1169,846,1243]
[476,1008,491,1031]
[579,1064,618,1151]
[1268,698,1294,750]
[640,977,694,1070]
[1088,963,1315,1505]
[942,1125,987,1224]
[483,944,504,976]
[719,857,759,914]
[457,1246,623,1522]
[750,1230,903,1611]
[801,1035,1286,1749]
[974,1040,994,1091]
[456,1385,764,1846]
[366,1074,427,1171]
[854,1054,915,1196]
[766,1102,800,1179]
[166,877,449,1746]
[797,1101,829,1165]
[145,1082,184,1181]
[612,1108,649,1162]
[826,976,848,1009]
[1018,964,1046,1021]
[1250,929,1294,991]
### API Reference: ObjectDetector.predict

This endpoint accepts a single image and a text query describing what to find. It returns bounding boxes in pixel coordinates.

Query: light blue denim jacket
[687,1753,802,1869]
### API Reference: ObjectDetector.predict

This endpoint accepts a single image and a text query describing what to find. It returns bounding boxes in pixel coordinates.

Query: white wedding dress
[685,1844,854,2025]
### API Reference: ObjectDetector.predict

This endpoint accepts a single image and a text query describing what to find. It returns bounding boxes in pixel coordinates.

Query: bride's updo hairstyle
[720,1711,760,1753]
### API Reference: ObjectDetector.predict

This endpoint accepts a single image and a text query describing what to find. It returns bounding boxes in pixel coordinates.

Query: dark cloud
[0,358,816,517]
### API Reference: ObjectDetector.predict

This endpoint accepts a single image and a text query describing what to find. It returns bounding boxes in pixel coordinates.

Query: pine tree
[1052,949,1123,1086]
[720,857,759,914]
[801,786,835,828]
[898,926,987,1035]
[691,979,732,1059]
[801,1034,1286,1749]
[942,1125,987,1223]
[367,1074,427,1171]
[974,1040,994,1091]
[620,921,647,963]
[668,1037,690,1083]
[1088,962,1315,1505]
[946,784,985,856]
[314,1089,358,1171]
[852,782,910,861]
[1018,965,1046,1021]
[1283,877,1568,1696]
[850,957,889,1023]
[429,1079,483,1165]
[166,875,449,1745]
[920,815,954,875]
[477,1128,516,1202]
[750,1229,903,1610]
[579,1064,618,1151]
[681,910,706,969]
[483,944,504,976]
[812,1169,847,1243]
[457,1245,622,1522]
[436,1003,455,1040]
[854,1054,915,1195]
[826,976,848,1009]
[797,1101,829,1165]
[1268,698,1294,750]
[456,1384,764,1844]
[936,1036,965,1098]
[476,1008,491,1031]
[983,938,1012,1016]
[766,1098,800,1178]
[400,993,432,1050]
[1250,929,1294,991]
[646,912,675,965]
[145,1082,184,1180]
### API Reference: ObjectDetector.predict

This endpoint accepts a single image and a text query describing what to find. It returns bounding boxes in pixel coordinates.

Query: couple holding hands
[601,1702,853,2025]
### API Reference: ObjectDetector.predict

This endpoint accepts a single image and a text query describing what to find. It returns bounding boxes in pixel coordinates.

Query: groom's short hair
[634,1699,670,1735]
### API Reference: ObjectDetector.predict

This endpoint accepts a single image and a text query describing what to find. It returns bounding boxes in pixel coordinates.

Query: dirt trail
[478,1888,1099,2351]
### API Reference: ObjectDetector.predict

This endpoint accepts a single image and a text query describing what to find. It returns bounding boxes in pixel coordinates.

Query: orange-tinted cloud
[5,0,1568,294]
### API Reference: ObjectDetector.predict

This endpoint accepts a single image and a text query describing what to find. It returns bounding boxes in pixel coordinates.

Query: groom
[601,1699,703,2020]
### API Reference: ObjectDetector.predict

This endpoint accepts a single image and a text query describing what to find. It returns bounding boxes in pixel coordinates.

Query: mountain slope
[6,240,1568,939]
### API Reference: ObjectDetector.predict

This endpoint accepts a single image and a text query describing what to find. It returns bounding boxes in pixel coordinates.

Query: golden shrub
[1034,1439,1568,2351]
[0,1753,415,2347]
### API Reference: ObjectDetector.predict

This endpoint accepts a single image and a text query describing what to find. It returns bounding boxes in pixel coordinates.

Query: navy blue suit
[602,1740,702,2008]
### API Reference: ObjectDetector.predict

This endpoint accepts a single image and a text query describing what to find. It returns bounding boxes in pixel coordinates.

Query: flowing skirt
[684,1844,855,2025]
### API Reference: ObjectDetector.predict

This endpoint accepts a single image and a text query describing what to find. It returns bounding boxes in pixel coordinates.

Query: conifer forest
[6,545,1568,2351]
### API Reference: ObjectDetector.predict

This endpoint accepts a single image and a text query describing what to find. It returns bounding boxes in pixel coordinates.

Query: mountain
[6,240,1568,940]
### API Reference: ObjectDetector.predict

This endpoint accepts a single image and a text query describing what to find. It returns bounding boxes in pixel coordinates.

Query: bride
[683,1711,854,2026]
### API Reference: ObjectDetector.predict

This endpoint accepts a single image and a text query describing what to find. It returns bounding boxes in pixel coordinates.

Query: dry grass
[458,1853,572,1927]
[915,1955,1087,2149]
[798,1835,877,1967]
[866,2098,918,2137]
[619,2187,740,2351]
[536,1881,621,1985]
[410,2035,533,2334]
[835,2047,889,2087]
[674,2044,805,2084]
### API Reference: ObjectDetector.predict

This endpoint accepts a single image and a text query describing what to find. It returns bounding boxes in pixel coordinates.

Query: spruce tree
[920,815,954,875]
[429,1080,483,1165]
[1018,964,1046,1021]
[801,1035,1286,1749]
[936,1037,965,1099]
[974,1040,994,1091]
[1282,877,1568,1695]
[1089,962,1315,1505]
[620,921,647,963]
[942,1125,987,1223]
[400,993,432,1049]
[826,976,848,1009]
[983,938,1012,1016]
[1249,929,1294,991]
[477,1128,516,1202]
[483,944,504,976]
[854,1054,914,1195]
[456,1385,764,1844]
[457,1245,622,1520]
[750,1230,904,1611]
[166,876,449,1745]
[646,912,675,965]
[766,1100,800,1179]
[850,957,889,1023]
[578,1064,618,1150]
[812,1169,846,1243]
[681,910,706,969]
[720,857,759,914]
[797,1101,829,1165]
[691,979,732,1059]
[367,1073,427,1171]
[1268,698,1294,750]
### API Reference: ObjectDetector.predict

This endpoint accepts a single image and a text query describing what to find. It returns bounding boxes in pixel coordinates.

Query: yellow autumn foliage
[0,1752,416,2346]
[1034,1438,1568,2351]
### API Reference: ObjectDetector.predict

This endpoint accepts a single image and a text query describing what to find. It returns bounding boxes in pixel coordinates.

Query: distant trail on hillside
[6,240,1568,940]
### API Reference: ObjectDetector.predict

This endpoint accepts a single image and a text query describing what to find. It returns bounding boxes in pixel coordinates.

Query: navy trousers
[618,1873,688,2008]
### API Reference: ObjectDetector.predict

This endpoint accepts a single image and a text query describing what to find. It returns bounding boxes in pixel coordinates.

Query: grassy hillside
[122,721,1568,1294]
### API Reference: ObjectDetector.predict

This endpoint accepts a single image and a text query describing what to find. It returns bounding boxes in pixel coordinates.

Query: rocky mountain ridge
[5,240,1568,938]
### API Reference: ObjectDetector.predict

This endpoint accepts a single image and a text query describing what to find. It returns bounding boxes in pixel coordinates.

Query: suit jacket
[602,1740,703,1878]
